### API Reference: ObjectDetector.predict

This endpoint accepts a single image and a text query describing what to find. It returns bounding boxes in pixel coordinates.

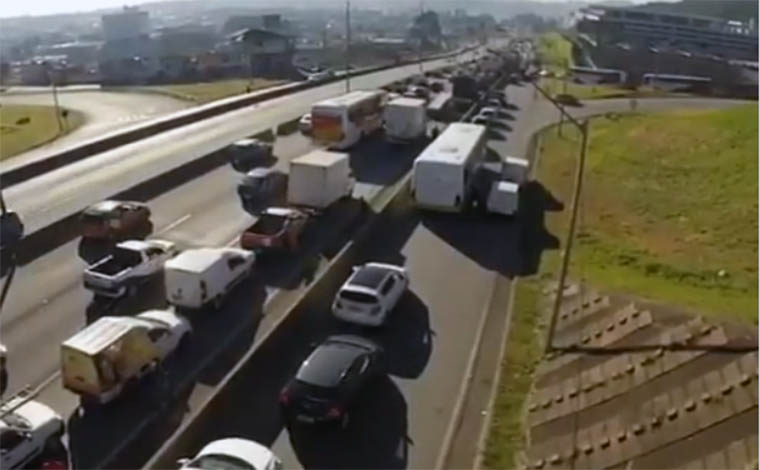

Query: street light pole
[345,0,351,93]
[529,80,591,354]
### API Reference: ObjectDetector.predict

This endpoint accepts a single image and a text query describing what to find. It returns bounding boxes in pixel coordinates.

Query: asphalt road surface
[0,89,189,170]
[1,71,747,469]
[4,53,477,235]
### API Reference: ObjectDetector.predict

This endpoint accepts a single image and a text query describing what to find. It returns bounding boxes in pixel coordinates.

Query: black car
[280,335,384,428]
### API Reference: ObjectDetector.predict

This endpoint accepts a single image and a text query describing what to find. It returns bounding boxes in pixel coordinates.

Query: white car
[179,438,282,470]
[298,113,312,134]
[332,262,409,327]
[134,309,193,357]
[0,394,65,470]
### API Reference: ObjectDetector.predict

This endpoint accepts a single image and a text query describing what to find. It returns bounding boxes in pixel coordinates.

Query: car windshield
[254,213,286,235]
[339,290,378,304]
[187,454,255,470]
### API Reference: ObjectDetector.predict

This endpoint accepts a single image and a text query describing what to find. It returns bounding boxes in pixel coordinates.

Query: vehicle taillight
[279,389,290,405]
[327,406,342,418]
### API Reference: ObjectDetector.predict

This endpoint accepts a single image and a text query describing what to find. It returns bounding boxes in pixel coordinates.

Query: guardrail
[0,50,468,189]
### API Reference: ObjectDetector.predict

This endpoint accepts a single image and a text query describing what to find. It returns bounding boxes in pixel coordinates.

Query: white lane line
[156,214,192,235]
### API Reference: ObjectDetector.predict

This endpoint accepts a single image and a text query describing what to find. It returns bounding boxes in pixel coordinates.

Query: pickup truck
[80,200,152,241]
[240,207,310,253]
[83,239,178,298]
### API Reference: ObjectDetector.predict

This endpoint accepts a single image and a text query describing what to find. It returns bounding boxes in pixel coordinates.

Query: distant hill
[637,0,758,23]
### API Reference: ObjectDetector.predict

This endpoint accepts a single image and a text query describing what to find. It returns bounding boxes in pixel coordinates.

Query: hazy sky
[0,0,664,19]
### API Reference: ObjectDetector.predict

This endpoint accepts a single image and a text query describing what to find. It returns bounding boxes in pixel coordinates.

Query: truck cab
[226,139,274,173]
[237,168,287,214]
[80,200,152,241]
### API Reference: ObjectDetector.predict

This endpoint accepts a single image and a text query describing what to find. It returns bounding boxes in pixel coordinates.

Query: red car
[240,207,309,253]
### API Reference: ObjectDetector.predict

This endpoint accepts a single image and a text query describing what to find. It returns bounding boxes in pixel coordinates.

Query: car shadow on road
[287,375,409,469]
[490,120,513,132]
[517,181,563,276]
[374,290,433,379]
[486,129,507,141]
[347,135,428,186]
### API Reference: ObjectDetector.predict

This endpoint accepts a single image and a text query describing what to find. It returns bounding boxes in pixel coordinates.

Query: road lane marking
[157,214,191,235]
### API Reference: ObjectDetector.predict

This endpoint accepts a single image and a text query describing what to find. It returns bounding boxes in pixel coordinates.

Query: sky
[0,0,667,19]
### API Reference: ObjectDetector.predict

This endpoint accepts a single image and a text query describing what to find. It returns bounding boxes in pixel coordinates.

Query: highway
[1,59,747,468]
[0,89,189,171]
[3,55,470,236]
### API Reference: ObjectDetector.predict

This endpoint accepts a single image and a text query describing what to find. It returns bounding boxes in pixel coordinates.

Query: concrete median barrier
[0,50,463,189]
[276,117,301,136]
[144,174,414,469]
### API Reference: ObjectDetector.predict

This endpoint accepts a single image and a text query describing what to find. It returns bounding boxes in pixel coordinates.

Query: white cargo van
[504,156,530,185]
[412,123,487,212]
[165,248,255,310]
[384,97,427,143]
[287,150,355,210]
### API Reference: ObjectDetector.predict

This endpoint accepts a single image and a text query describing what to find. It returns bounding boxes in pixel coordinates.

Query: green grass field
[0,104,83,160]
[482,102,758,469]
[142,78,285,104]
[482,276,548,469]
[539,104,759,324]
[536,32,574,74]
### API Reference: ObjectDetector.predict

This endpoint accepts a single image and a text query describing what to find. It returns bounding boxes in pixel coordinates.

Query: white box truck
[287,150,355,210]
[384,97,428,143]
[412,123,487,212]
[165,248,255,310]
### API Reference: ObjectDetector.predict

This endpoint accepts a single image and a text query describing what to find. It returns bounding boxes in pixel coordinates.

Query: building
[101,6,150,42]
[577,5,758,60]
[221,28,297,79]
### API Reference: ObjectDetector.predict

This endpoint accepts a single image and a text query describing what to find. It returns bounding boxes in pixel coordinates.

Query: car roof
[83,200,136,215]
[165,248,234,273]
[348,264,391,289]
[195,438,274,470]
[296,336,374,387]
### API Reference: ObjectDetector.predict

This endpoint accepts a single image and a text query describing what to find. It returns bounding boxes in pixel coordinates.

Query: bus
[570,66,627,85]
[412,123,487,212]
[311,90,386,150]
[641,73,711,92]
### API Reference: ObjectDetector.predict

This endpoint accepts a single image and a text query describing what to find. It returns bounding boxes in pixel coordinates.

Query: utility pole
[530,80,591,354]
[418,0,424,75]
[47,64,63,134]
[345,0,351,93]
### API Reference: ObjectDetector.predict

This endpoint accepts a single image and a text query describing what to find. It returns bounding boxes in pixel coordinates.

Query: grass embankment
[0,104,84,160]
[143,78,285,104]
[540,77,672,100]
[482,277,548,468]
[483,103,758,468]
[535,32,573,75]
[540,104,758,324]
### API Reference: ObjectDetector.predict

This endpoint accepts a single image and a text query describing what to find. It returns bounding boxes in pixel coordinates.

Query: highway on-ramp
[0,88,190,170]
[0,64,746,469]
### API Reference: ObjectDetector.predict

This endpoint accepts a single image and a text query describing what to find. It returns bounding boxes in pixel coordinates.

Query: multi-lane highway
[3,55,473,235]
[1,52,747,469]
[0,88,189,170]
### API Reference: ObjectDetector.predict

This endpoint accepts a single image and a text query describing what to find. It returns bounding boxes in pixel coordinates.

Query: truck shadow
[517,181,563,276]
[287,375,409,470]
[347,135,428,186]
